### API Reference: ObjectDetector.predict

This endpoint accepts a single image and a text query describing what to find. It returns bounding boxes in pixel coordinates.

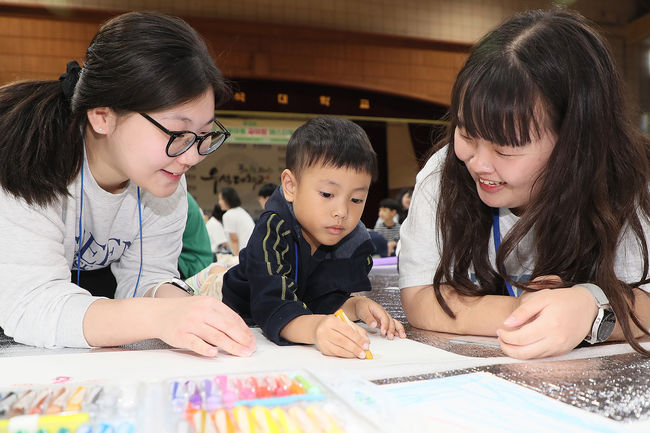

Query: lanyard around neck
[492,208,516,297]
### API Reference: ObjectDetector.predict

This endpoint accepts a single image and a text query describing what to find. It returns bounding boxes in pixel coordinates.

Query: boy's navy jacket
[222,187,374,345]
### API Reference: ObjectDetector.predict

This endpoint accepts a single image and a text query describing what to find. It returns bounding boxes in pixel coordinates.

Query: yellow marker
[334,309,373,359]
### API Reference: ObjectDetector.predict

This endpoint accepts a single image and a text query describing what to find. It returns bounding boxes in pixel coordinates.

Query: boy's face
[282,165,371,254]
[378,207,396,224]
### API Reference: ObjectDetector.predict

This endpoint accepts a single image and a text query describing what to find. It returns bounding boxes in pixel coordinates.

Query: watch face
[597,310,616,342]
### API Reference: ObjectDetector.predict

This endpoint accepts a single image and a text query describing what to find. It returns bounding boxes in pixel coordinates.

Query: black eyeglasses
[140,113,231,157]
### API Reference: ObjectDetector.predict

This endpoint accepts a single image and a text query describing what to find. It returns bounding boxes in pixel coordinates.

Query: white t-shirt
[222,206,255,251]
[0,157,187,348]
[205,216,228,253]
[399,145,650,293]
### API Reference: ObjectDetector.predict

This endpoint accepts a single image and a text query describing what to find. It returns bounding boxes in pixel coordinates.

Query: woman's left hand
[497,285,597,359]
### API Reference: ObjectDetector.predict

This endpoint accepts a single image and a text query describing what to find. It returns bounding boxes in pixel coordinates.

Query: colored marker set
[0,383,139,433]
[166,372,372,433]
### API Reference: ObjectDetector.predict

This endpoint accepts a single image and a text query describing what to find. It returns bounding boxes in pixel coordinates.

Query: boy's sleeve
[244,213,311,345]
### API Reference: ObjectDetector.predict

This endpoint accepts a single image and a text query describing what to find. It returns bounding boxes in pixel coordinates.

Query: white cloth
[222,206,255,251]
[399,145,650,293]
[0,158,186,348]
[205,217,228,253]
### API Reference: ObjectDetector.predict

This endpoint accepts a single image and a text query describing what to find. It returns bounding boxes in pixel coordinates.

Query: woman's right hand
[156,296,256,358]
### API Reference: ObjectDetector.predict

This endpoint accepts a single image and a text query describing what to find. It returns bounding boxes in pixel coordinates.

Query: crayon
[65,386,87,412]
[45,387,68,415]
[0,392,18,417]
[29,389,52,415]
[251,406,281,433]
[170,381,187,413]
[233,406,255,433]
[270,408,301,433]
[288,406,321,433]
[293,376,321,395]
[38,412,91,432]
[334,309,373,359]
[212,408,236,433]
[214,376,237,408]
[203,379,222,412]
[8,390,34,417]
[81,385,103,415]
[187,382,203,411]
[306,405,343,433]
[192,409,206,433]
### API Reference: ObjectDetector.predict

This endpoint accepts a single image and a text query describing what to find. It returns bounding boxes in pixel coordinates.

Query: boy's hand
[343,297,406,340]
[313,315,370,359]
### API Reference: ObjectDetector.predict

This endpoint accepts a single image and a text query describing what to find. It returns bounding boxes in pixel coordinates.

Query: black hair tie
[59,60,82,100]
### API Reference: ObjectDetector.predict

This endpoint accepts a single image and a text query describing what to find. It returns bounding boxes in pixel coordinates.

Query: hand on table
[497,281,597,359]
[156,296,256,358]
[345,296,406,340]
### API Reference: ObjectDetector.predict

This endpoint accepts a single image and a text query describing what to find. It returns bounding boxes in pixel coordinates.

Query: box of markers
[158,370,378,433]
[0,371,378,433]
[0,381,140,433]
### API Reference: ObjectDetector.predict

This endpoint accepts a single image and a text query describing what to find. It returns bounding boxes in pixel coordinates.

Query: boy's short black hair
[379,198,400,212]
[220,187,241,208]
[286,116,378,181]
[258,183,277,198]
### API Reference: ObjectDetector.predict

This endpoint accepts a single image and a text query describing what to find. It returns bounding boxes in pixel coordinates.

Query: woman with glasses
[0,12,256,358]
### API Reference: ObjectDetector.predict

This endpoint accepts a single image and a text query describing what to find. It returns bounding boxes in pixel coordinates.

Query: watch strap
[151,278,197,297]
[581,283,614,344]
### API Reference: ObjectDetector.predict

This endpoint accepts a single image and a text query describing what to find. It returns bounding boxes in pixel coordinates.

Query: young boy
[373,198,401,256]
[222,116,405,358]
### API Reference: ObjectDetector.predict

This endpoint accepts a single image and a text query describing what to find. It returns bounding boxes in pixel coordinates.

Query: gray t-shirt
[0,157,187,348]
[399,145,650,294]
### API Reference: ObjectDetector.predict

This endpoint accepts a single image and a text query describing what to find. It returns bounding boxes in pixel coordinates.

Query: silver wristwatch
[169,278,196,296]
[581,283,616,344]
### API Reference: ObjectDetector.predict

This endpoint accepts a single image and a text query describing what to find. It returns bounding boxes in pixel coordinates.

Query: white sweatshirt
[0,160,187,348]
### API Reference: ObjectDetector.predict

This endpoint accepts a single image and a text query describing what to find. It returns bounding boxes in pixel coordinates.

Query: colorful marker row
[171,375,322,413]
[0,385,138,433]
[180,404,344,433]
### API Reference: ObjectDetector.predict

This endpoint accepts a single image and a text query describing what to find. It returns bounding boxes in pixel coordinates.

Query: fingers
[502,300,544,329]
[195,323,254,358]
[394,320,407,339]
[163,296,256,358]
[315,316,369,359]
[357,299,403,339]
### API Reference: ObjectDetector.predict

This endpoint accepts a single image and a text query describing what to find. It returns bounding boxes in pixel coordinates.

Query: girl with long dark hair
[400,9,649,359]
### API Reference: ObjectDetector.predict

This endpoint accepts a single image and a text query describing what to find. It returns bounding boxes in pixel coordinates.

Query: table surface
[1,271,649,424]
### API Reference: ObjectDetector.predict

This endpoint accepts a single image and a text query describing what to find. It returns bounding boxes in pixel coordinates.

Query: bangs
[452,60,547,147]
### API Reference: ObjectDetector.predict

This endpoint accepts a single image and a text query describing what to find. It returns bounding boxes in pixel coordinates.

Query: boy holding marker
[222,117,405,358]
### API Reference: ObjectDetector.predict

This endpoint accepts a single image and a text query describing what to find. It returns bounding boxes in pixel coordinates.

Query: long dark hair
[433,10,650,352]
[0,11,227,206]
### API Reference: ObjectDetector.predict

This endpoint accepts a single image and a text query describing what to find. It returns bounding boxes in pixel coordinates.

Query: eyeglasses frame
[139,112,231,157]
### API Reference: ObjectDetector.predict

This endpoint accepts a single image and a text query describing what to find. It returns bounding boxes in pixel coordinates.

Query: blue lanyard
[492,208,516,297]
